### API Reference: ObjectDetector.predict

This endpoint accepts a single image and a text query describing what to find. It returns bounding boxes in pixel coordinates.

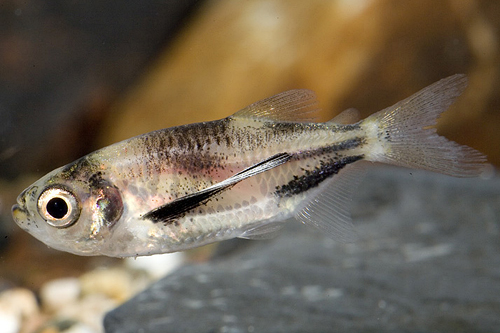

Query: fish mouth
[12,204,28,224]
[16,186,31,206]
[11,187,34,225]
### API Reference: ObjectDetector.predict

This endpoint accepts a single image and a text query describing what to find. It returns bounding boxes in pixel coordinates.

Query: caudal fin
[364,74,486,177]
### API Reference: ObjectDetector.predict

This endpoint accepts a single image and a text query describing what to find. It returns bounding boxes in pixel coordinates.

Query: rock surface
[104,167,500,333]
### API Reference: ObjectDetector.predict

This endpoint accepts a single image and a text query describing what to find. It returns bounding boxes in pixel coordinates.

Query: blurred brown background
[100,0,500,166]
[2,0,499,179]
[1,0,499,287]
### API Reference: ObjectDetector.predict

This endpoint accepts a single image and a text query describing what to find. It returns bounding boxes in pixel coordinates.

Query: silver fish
[12,75,486,257]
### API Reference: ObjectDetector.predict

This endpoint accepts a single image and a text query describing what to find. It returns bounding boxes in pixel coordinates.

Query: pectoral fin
[142,153,292,223]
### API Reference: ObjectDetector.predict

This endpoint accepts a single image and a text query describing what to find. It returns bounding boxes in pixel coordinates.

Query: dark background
[0,0,498,318]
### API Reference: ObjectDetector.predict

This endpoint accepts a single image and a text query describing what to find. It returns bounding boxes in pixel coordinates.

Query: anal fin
[295,161,368,242]
[239,222,286,240]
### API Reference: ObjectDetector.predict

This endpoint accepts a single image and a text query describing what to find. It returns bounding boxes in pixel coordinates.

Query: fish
[12,74,486,257]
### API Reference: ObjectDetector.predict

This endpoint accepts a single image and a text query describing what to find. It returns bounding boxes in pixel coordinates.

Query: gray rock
[104,167,500,333]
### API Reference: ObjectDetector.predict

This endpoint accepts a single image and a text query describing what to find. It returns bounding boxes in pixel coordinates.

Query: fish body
[12,75,486,257]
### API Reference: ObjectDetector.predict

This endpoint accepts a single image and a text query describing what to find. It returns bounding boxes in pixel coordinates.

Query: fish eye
[38,187,80,228]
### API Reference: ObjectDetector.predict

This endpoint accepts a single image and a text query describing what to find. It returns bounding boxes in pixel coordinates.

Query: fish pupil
[47,197,68,219]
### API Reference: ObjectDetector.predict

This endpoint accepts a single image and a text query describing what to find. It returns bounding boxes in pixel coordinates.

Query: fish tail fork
[362,74,487,177]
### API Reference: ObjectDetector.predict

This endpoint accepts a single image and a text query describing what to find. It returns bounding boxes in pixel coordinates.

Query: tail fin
[364,74,486,177]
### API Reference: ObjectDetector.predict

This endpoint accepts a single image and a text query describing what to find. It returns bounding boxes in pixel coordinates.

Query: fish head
[12,158,124,256]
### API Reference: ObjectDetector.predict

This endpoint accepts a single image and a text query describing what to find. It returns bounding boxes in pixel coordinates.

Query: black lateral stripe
[307,137,366,157]
[275,155,364,198]
[143,186,225,223]
[331,137,364,151]
[143,152,292,224]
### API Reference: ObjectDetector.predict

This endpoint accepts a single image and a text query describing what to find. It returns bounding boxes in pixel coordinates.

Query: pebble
[62,323,96,333]
[80,267,147,302]
[0,261,165,333]
[0,309,19,333]
[40,278,81,312]
[0,288,39,333]
[125,252,185,279]
[56,294,118,332]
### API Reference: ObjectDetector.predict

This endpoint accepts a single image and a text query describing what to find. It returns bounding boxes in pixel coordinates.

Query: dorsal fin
[329,108,361,124]
[232,89,320,122]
